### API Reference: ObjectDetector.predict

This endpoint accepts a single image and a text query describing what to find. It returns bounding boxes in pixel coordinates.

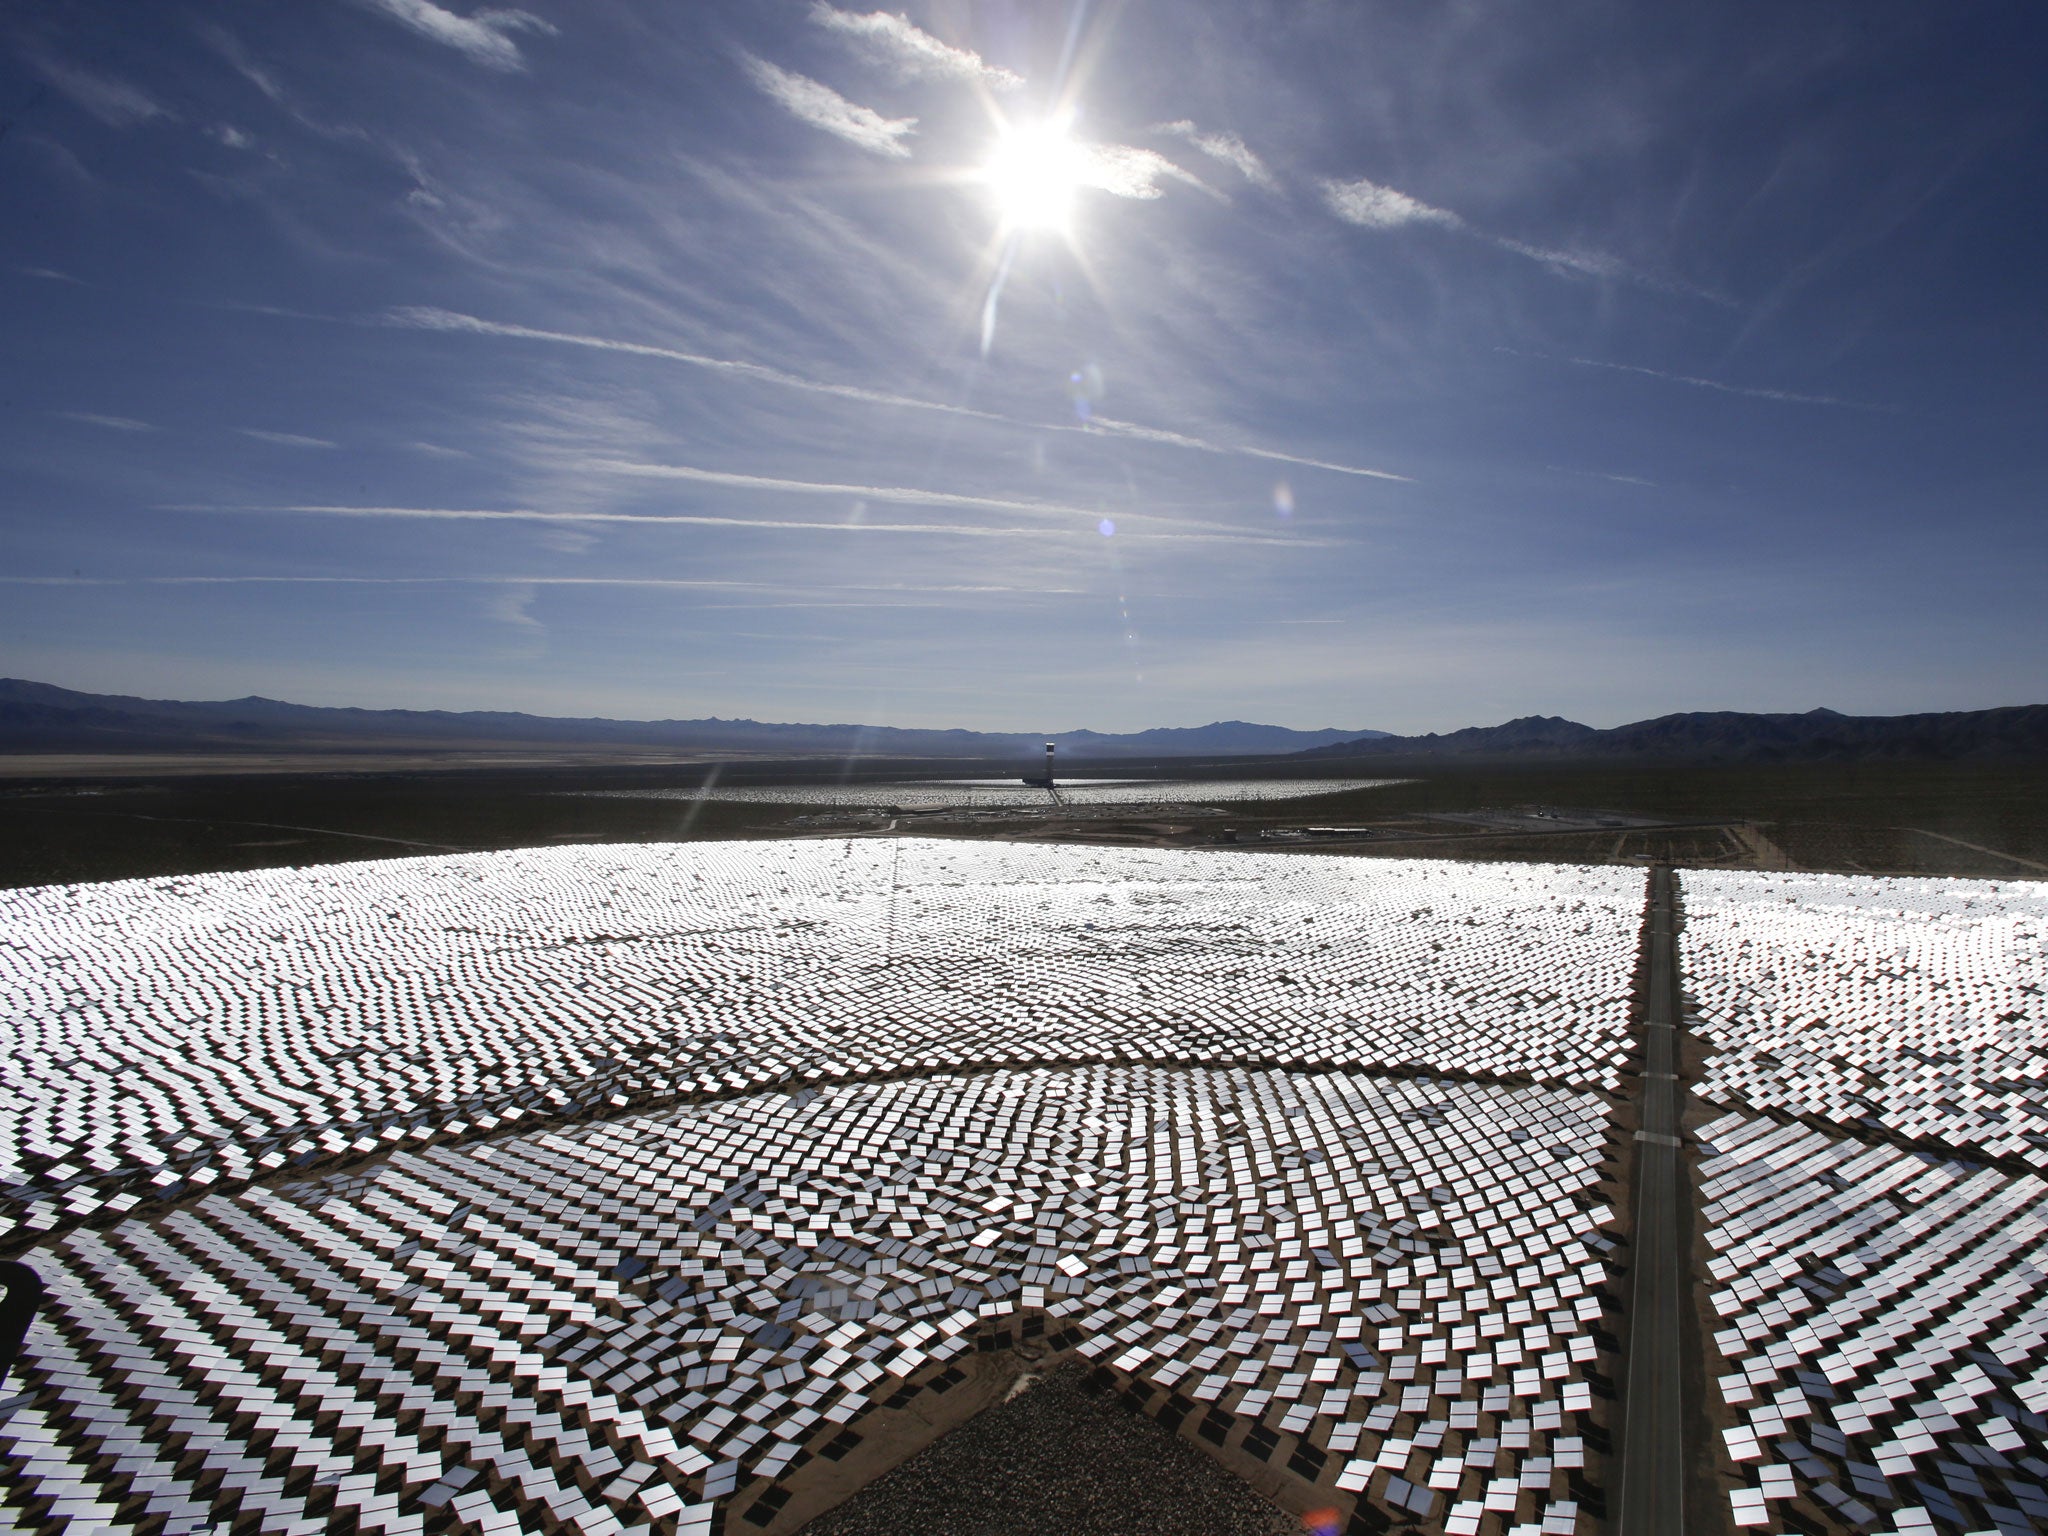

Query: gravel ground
[797,1364,1300,1536]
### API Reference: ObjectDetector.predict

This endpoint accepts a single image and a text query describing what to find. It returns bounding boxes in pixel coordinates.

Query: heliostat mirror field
[2,846,2044,1536]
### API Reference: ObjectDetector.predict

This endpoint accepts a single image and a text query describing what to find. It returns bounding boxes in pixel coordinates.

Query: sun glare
[983,119,1085,232]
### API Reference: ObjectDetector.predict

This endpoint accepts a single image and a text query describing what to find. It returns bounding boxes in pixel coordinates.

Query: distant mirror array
[0,841,1642,1240]
[576,776,1409,810]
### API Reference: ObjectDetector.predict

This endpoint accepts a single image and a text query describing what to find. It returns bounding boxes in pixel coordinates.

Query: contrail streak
[381,306,1415,482]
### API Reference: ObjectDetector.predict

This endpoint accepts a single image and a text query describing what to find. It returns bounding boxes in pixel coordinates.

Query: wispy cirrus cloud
[484,583,559,661]
[1322,176,1723,300]
[1547,464,1659,488]
[194,24,288,104]
[483,580,545,638]
[58,411,158,433]
[1540,466,1654,489]
[536,527,595,555]
[348,0,557,72]
[1078,144,1210,201]
[26,51,169,127]
[740,54,915,159]
[239,428,338,448]
[1157,121,1276,190]
[1491,239,1632,283]
[809,4,1022,90]
[1320,176,1462,232]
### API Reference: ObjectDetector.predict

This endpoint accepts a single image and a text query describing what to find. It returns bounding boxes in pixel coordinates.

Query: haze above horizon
[3,1,2043,736]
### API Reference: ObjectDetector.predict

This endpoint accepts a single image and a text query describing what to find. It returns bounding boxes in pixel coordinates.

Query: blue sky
[2,0,2043,733]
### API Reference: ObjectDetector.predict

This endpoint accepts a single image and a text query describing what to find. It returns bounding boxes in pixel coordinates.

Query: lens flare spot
[1066,361,1105,421]
[1098,518,1116,537]
[1273,479,1295,517]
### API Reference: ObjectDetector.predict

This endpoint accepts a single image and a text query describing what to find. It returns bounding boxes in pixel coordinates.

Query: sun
[982,118,1085,234]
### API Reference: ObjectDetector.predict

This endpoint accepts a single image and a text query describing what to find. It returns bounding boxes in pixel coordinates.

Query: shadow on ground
[798,1362,1298,1536]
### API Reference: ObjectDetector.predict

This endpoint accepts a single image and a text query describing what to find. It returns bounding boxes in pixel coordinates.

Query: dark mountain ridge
[1303,705,2048,763]
[0,679,1386,759]
[7,680,2039,766]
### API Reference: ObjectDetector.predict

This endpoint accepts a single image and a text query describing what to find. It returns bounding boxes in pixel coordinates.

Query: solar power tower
[1020,740,1055,788]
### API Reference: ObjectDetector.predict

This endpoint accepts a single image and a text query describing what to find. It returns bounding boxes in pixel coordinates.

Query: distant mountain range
[0,679,1386,760]
[5,681,2040,766]
[1303,706,2048,763]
